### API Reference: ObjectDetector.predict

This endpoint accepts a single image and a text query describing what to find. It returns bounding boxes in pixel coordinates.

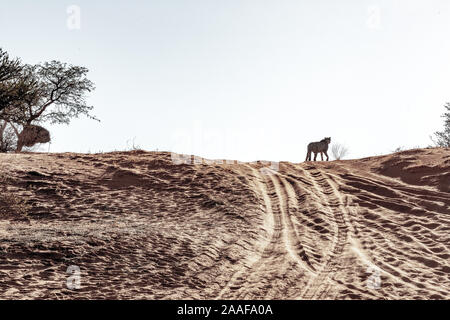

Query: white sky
[1,0,449,162]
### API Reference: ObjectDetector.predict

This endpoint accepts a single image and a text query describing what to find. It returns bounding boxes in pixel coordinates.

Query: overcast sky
[1,0,449,162]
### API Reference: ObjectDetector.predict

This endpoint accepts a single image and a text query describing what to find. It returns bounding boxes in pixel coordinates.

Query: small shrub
[331,143,349,160]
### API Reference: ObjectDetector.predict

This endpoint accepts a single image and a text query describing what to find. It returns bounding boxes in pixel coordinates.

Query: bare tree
[331,143,349,160]
[0,51,97,152]
[10,61,97,126]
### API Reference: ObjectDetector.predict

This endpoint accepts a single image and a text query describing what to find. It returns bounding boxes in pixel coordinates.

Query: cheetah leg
[324,151,329,161]
[313,152,317,161]
[320,152,324,161]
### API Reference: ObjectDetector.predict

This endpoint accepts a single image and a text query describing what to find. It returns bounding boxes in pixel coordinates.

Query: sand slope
[0,148,449,299]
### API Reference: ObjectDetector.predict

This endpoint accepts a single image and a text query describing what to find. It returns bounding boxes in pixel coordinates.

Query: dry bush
[331,143,349,160]
[0,122,17,152]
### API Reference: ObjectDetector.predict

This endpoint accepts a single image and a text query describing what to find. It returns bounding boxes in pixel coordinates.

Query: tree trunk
[0,121,6,152]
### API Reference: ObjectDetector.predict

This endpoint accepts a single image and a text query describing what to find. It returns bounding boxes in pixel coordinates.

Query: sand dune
[0,148,449,299]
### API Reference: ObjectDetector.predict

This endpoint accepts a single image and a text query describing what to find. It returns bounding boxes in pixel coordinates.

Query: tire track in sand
[267,172,317,273]
[217,165,316,299]
[293,164,349,299]
[216,166,277,299]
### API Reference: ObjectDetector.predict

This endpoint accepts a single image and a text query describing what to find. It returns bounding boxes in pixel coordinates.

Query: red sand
[0,148,449,299]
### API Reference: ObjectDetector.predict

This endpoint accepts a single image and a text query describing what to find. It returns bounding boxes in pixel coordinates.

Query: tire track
[217,165,317,299]
[268,173,317,273]
[219,160,449,299]
[291,164,349,299]
[327,170,450,298]
[216,166,278,299]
